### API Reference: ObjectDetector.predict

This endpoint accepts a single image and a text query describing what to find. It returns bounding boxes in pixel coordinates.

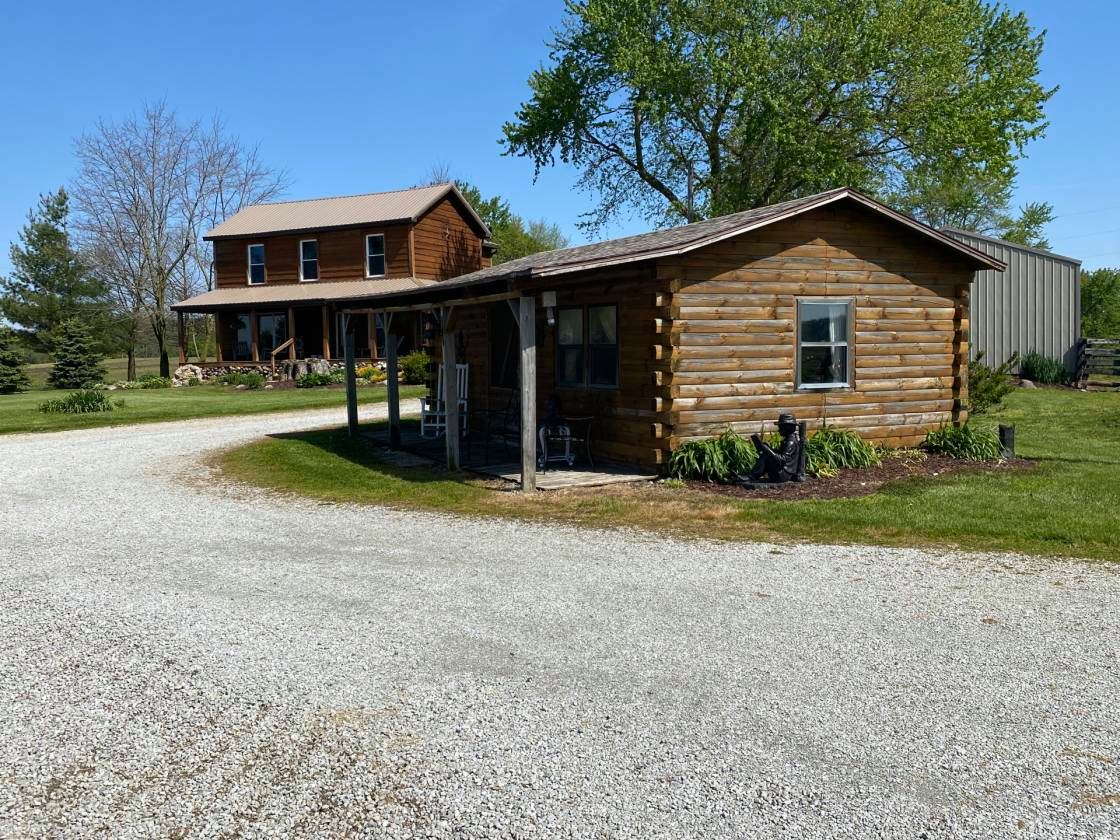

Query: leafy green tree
[1081,268,1120,338]
[0,189,108,352]
[503,0,1053,232]
[0,328,31,394]
[889,165,1053,248]
[46,319,106,390]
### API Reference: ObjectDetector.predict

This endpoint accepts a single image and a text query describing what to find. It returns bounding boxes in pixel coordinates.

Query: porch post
[288,306,296,360]
[214,313,224,363]
[321,305,331,360]
[250,310,260,362]
[344,314,359,437]
[177,311,187,365]
[441,307,460,471]
[368,312,376,359]
[519,295,537,492]
[385,313,401,449]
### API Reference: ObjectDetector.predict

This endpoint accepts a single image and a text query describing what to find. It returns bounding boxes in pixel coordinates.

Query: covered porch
[337,271,663,492]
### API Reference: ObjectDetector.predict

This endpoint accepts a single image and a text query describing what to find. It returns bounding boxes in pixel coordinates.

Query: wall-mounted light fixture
[541,290,557,326]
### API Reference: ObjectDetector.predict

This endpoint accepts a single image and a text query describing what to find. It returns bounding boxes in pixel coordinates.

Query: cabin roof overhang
[339,188,1005,313]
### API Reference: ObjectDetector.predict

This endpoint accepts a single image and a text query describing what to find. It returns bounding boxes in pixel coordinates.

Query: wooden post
[441,308,460,471]
[321,305,331,360]
[344,315,358,437]
[215,313,224,363]
[250,311,260,362]
[953,285,970,426]
[519,295,537,492]
[368,312,376,360]
[288,306,296,360]
[386,314,401,449]
[177,311,187,365]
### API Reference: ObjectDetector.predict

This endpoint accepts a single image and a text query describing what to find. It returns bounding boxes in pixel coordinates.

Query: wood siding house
[172,183,495,365]
[359,189,1003,488]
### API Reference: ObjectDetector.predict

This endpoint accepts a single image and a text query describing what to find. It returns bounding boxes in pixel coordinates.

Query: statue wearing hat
[741,413,806,485]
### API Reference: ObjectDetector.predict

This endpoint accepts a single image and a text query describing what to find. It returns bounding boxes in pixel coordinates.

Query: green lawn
[216,389,1120,561]
[25,356,164,390]
[0,383,425,435]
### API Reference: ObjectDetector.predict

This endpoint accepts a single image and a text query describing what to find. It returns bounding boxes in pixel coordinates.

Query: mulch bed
[684,455,1035,501]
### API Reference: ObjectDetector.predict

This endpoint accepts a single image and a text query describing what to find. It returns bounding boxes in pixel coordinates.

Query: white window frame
[299,239,319,282]
[795,298,854,390]
[247,243,266,285]
[365,234,386,278]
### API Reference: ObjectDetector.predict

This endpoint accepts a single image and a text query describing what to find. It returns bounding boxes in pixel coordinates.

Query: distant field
[25,357,163,390]
[0,383,424,435]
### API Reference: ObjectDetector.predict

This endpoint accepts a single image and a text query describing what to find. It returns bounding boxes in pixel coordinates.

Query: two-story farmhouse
[173,183,493,363]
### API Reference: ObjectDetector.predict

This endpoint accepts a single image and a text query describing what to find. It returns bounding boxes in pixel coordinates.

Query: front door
[258,313,289,357]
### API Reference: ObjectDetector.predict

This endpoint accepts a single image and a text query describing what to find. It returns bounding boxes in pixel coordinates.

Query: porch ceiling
[171,278,436,313]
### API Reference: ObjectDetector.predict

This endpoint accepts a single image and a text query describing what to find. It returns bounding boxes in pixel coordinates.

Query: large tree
[1081,268,1120,339]
[0,188,108,353]
[72,103,284,376]
[503,0,1053,232]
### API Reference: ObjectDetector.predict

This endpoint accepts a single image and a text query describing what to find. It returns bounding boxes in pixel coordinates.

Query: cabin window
[365,234,386,277]
[556,304,618,389]
[797,299,852,389]
[247,244,266,285]
[299,239,318,281]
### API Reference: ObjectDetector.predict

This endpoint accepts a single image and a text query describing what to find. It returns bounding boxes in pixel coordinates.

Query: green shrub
[804,428,881,478]
[47,319,105,389]
[0,328,30,394]
[667,429,760,483]
[923,424,1002,460]
[39,388,119,415]
[400,352,430,385]
[216,371,265,389]
[139,375,172,389]
[296,372,335,388]
[1019,350,1069,385]
[357,364,387,383]
[968,350,1016,416]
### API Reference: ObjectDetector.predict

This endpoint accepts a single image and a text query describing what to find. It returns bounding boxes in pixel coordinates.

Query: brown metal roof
[204,183,491,240]
[171,278,436,312]
[361,188,1006,309]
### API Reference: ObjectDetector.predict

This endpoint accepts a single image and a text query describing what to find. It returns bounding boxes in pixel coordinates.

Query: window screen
[797,300,851,388]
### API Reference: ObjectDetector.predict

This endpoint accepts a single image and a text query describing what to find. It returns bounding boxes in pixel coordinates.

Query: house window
[797,299,852,389]
[299,239,318,281]
[556,304,618,389]
[365,234,386,277]
[247,244,266,285]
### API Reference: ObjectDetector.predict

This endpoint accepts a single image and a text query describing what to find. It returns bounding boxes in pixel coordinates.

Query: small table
[537,415,594,470]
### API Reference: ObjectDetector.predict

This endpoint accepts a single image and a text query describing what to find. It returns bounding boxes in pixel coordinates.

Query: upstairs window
[299,239,318,281]
[797,299,852,389]
[557,304,619,389]
[365,234,386,277]
[247,243,266,285]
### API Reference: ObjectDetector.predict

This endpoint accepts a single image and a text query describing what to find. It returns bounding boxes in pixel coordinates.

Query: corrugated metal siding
[944,230,1081,372]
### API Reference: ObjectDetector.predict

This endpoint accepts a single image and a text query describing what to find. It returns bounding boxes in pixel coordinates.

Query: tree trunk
[127,348,136,382]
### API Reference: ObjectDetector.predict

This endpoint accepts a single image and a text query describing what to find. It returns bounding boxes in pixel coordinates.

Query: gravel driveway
[1,405,1117,839]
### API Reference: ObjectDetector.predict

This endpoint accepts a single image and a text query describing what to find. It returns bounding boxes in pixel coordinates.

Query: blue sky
[1,0,1117,273]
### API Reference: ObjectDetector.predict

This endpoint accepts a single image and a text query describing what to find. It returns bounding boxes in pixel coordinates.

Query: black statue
[741,413,806,485]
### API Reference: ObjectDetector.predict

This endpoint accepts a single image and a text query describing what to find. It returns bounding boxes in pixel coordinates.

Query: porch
[362,421,656,490]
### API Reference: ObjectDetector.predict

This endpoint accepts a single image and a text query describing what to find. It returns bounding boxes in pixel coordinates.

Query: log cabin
[355,188,1004,490]
[172,183,495,364]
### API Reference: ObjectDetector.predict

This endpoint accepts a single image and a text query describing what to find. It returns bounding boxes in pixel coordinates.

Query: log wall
[663,203,973,448]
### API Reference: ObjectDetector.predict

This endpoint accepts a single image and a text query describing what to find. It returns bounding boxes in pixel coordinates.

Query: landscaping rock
[1019,378,1037,388]
[173,364,204,387]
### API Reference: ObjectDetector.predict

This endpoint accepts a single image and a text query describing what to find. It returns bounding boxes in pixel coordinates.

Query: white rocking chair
[419,363,469,438]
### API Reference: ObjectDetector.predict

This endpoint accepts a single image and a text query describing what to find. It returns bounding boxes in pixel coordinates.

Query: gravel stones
[0,406,1117,838]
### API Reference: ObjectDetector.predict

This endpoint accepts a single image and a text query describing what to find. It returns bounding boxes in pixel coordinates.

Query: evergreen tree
[0,188,108,353]
[46,319,105,390]
[0,328,30,394]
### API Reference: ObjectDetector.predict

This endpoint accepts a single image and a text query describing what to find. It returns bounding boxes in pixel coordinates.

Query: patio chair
[419,363,469,438]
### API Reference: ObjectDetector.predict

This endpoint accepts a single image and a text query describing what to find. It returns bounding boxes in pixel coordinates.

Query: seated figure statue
[741,413,805,484]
